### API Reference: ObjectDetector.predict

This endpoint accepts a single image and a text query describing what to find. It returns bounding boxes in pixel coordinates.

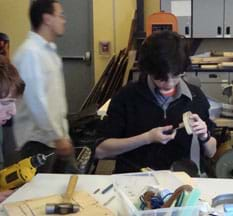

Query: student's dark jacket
[101,76,215,173]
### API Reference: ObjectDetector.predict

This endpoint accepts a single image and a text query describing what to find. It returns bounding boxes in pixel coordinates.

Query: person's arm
[96,125,176,159]
[189,113,217,158]
[54,138,73,155]
[200,137,216,158]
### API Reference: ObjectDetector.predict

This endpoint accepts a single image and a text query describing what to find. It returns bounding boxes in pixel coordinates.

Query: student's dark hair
[0,55,25,98]
[30,0,59,31]
[138,31,191,81]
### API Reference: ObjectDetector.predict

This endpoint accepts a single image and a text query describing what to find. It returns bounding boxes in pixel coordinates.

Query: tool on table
[0,153,53,191]
[63,175,78,202]
[101,183,114,194]
[45,203,79,215]
[0,145,91,192]
[93,188,100,194]
[103,195,116,206]
[46,175,79,215]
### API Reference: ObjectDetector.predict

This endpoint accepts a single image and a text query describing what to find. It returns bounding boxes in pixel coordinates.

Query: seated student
[0,55,25,202]
[95,31,217,174]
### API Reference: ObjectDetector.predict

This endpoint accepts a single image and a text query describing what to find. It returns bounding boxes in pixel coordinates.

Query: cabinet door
[160,0,192,37]
[224,0,233,38]
[198,72,229,83]
[198,72,229,103]
[201,83,229,103]
[193,0,224,38]
[229,72,233,84]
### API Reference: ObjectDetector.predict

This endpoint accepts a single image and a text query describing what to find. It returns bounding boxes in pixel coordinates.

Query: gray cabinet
[161,0,233,38]
[161,0,192,37]
[186,72,230,103]
[224,0,233,38]
[193,0,233,38]
[229,72,233,84]
[199,72,230,103]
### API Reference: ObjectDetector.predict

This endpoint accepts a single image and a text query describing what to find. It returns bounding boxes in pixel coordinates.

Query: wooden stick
[183,111,193,135]
[63,175,78,202]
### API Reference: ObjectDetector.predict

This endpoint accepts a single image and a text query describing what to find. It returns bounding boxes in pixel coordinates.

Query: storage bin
[113,171,200,216]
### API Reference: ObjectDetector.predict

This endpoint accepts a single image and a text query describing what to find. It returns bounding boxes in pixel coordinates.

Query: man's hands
[0,190,14,203]
[54,138,74,156]
[145,125,176,144]
[189,113,208,140]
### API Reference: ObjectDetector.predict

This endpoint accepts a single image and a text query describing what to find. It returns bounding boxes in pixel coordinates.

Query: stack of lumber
[80,50,129,111]
[191,52,233,70]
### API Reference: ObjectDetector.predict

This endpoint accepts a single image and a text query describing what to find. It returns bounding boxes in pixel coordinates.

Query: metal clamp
[212,193,233,207]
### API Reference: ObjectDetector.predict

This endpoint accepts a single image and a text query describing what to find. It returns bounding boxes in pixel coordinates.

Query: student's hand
[54,138,74,156]
[189,113,208,140]
[146,125,176,144]
[0,190,14,203]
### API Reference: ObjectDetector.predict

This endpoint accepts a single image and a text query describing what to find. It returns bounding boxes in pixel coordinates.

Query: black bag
[68,105,105,173]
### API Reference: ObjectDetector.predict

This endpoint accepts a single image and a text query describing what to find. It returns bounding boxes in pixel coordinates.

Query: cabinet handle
[217,26,222,35]
[209,74,218,78]
[185,26,189,35]
[226,26,231,35]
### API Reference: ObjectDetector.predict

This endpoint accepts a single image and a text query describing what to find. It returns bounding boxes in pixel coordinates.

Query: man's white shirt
[13,31,69,149]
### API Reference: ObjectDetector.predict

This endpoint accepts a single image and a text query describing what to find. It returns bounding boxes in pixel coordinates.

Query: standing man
[96,31,216,174]
[13,0,74,172]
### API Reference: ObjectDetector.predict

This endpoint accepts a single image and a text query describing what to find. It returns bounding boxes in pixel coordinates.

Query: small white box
[113,171,200,216]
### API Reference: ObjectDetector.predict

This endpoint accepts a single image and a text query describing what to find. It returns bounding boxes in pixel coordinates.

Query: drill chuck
[31,153,47,168]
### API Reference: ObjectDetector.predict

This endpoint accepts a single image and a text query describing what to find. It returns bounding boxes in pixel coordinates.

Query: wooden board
[214,117,233,128]
[191,56,233,64]
[219,62,233,68]
[223,52,233,57]
[122,50,137,86]
[3,191,115,216]
[200,64,218,69]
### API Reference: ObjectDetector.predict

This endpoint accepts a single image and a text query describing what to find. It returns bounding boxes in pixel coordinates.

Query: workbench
[1,173,233,215]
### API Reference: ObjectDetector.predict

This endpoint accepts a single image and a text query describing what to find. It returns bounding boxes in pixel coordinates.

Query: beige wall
[93,0,114,82]
[0,0,159,82]
[0,0,30,58]
[93,0,160,82]
[93,0,137,82]
[144,0,160,25]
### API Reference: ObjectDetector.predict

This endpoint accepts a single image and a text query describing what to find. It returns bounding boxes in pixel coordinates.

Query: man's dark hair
[138,31,191,81]
[30,0,59,31]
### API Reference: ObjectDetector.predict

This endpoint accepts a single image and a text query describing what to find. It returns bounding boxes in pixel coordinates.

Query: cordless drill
[0,154,48,191]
